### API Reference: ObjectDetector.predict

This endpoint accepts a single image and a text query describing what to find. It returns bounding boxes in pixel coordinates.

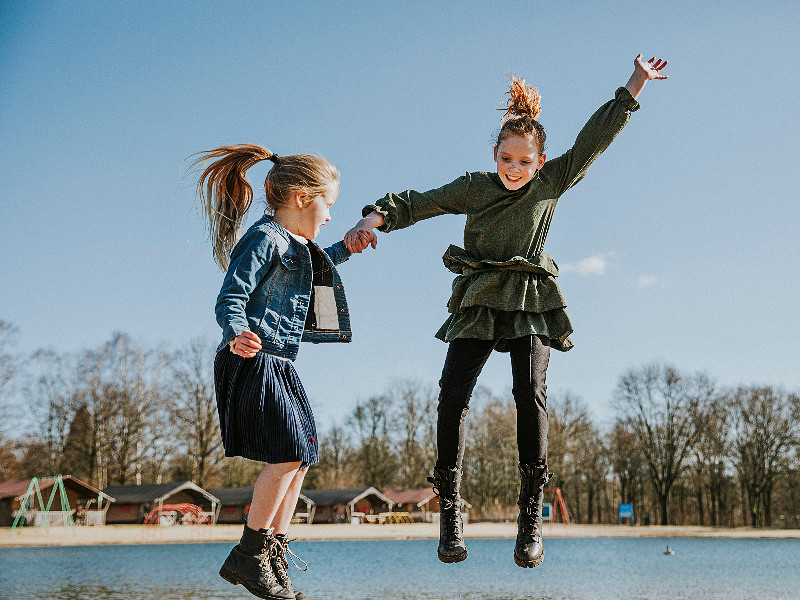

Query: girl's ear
[294,189,309,209]
[538,154,546,170]
[493,146,498,162]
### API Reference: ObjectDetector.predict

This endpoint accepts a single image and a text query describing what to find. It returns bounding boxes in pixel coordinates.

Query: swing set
[10,475,76,535]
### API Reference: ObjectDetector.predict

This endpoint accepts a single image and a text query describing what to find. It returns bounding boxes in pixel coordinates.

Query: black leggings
[435,335,550,470]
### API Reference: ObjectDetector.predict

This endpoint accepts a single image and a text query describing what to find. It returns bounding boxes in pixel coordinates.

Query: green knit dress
[363,87,640,352]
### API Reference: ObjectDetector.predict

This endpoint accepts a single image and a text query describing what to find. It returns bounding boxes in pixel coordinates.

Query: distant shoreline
[3,522,800,548]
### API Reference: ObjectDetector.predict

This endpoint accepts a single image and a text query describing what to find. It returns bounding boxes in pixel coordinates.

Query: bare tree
[309,424,356,489]
[168,339,222,487]
[0,322,22,479]
[608,422,647,514]
[348,395,399,488]
[614,364,712,525]
[549,393,605,523]
[77,333,165,486]
[729,386,799,527]
[24,349,76,475]
[0,321,17,401]
[388,379,438,488]
[690,393,730,526]
[462,387,519,518]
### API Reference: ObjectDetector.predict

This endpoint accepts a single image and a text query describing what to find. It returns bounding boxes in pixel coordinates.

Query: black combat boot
[514,463,551,568]
[428,467,468,563]
[219,525,295,600]
[273,534,310,600]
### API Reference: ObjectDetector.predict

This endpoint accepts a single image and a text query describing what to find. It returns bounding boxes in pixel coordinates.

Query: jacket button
[340,309,345,313]
[336,285,341,290]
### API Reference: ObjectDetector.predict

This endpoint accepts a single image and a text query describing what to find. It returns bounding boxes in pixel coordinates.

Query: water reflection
[2,538,799,600]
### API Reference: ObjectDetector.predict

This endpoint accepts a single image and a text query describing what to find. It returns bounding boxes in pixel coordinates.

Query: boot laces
[257,540,281,582]
[279,537,309,572]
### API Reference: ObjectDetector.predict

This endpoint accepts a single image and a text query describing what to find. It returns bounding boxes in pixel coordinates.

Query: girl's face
[298,181,339,239]
[494,134,546,191]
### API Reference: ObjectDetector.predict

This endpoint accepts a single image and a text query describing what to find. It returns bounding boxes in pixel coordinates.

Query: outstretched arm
[625,54,669,99]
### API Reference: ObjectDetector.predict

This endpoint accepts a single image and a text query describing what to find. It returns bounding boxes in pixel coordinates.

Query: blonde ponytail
[190,144,339,270]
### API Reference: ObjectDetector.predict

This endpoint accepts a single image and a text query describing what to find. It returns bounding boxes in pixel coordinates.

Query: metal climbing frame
[10,475,76,535]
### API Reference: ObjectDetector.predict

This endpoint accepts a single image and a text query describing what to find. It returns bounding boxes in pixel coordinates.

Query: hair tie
[269,154,281,164]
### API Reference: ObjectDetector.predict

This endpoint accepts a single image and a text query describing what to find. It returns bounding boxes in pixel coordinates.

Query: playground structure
[142,503,214,526]
[5,475,115,533]
[544,487,571,525]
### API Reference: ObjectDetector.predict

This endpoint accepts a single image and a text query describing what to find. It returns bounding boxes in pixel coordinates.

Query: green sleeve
[540,87,640,197]
[362,173,471,232]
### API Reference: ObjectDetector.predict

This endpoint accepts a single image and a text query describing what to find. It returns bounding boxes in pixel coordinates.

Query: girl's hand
[345,224,378,253]
[635,54,669,81]
[231,331,261,358]
[625,53,669,99]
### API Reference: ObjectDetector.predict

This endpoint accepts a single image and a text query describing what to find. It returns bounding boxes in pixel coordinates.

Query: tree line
[1,321,799,528]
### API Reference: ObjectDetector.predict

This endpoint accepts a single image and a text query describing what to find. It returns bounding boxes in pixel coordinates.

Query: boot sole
[438,548,468,563]
[514,549,544,568]
[219,566,294,600]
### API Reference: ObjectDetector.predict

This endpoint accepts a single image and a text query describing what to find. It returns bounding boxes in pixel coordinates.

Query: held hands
[344,223,378,254]
[625,54,669,99]
[230,330,262,358]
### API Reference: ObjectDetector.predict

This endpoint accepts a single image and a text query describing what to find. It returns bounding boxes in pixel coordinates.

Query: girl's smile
[494,134,546,191]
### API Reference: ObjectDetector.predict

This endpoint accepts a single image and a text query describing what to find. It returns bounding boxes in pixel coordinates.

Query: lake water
[1,537,799,600]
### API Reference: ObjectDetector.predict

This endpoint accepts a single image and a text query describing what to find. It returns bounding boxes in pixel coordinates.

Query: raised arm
[540,54,669,197]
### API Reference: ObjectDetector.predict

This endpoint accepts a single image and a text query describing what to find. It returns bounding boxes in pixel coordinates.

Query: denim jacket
[216,216,352,360]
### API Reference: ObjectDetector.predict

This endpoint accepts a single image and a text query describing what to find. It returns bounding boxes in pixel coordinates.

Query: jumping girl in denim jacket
[346,55,668,568]
[192,145,369,600]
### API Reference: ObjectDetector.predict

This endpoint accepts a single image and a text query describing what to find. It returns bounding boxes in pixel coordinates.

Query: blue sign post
[618,503,634,526]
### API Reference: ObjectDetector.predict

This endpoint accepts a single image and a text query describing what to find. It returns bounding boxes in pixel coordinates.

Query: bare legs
[246,461,308,533]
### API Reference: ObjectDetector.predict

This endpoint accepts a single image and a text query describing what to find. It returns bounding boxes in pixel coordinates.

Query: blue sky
[2,1,799,432]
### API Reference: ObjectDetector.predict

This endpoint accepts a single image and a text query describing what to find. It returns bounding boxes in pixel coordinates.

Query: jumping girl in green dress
[346,54,668,568]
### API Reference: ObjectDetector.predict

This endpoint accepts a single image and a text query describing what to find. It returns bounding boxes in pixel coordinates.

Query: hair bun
[498,74,541,121]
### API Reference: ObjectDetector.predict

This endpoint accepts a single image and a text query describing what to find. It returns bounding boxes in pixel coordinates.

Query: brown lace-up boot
[514,463,551,568]
[428,467,468,563]
[273,533,310,600]
[219,525,295,599]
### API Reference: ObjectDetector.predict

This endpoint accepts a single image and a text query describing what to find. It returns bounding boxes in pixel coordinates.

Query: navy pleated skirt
[214,348,318,468]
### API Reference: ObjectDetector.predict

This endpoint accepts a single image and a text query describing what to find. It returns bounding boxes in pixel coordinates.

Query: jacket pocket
[280,253,300,271]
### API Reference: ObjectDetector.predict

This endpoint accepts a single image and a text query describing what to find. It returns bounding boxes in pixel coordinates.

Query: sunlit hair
[189,144,339,270]
[496,75,546,153]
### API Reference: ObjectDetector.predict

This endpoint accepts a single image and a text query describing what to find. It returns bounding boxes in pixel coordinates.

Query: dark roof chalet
[383,488,437,507]
[302,487,392,507]
[208,487,313,507]
[207,487,255,506]
[102,482,219,505]
[0,476,114,502]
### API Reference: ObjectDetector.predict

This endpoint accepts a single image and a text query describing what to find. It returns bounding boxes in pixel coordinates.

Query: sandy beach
[3,522,800,547]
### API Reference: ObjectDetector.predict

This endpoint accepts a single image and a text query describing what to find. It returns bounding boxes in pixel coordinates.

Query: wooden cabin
[302,487,393,524]
[102,482,219,524]
[0,476,115,526]
[208,487,315,524]
[382,488,439,522]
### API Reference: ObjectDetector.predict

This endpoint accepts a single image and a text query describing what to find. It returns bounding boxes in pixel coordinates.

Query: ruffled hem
[435,306,574,352]
[443,244,567,314]
[448,270,566,313]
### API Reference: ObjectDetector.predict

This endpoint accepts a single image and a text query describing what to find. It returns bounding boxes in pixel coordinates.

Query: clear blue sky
[2,1,799,432]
